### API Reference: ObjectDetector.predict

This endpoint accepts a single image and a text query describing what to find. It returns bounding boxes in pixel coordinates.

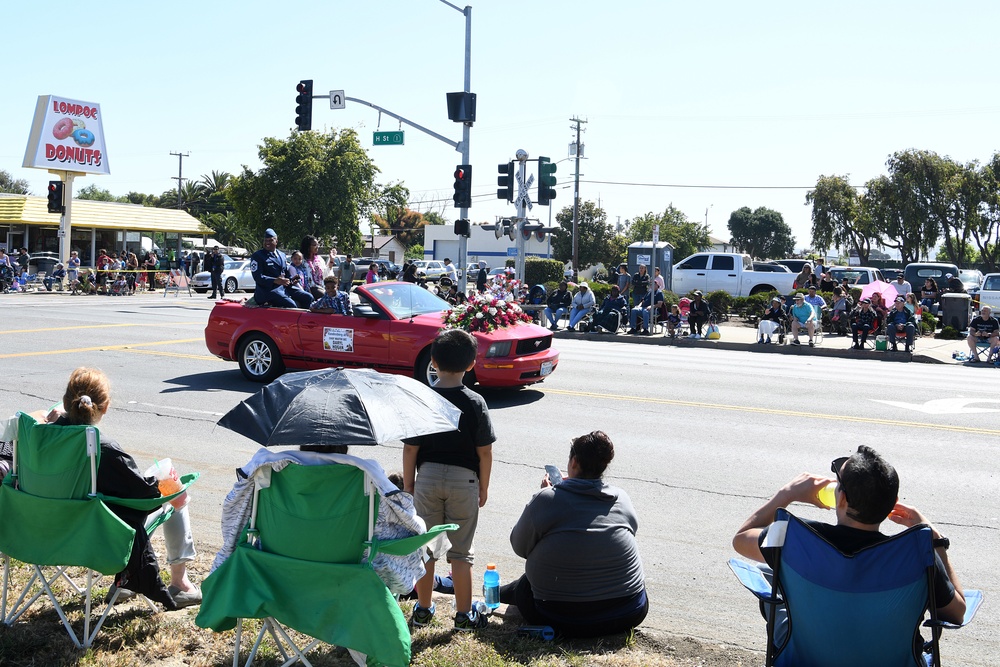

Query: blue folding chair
[729,509,983,667]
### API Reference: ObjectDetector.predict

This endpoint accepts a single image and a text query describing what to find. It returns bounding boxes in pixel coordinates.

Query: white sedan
[191,259,253,294]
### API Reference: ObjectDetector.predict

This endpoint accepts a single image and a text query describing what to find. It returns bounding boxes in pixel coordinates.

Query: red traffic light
[49,183,59,193]
[454,168,466,180]
[296,82,309,94]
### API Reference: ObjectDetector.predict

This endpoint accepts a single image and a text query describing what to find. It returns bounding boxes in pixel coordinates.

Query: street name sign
[373,131,404,146]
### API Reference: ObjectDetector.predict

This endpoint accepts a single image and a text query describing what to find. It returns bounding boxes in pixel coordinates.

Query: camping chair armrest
[99,472,199,511]
[371,523,459,558]
[728,558,782,603]
[924,589,984,629]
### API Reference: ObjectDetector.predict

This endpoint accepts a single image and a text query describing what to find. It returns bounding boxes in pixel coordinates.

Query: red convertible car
[204,281,559,387]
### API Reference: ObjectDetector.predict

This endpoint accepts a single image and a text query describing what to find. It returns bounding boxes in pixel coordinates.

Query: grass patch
[1,546,754,666]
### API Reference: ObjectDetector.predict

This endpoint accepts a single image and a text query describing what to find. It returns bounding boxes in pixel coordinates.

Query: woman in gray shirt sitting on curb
[500,430,648,637]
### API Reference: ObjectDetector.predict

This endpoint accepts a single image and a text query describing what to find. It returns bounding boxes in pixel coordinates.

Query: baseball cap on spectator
[693,290,703,297]
[894,296,905,302]
[861,298,871,304]
[807,285,817,291]
[771,296,781,302]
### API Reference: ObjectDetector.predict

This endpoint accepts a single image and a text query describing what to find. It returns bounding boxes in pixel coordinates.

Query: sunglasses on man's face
[831,456,850,504]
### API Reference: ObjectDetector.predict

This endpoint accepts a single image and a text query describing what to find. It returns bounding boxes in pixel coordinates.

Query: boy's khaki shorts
[413,462,479,564]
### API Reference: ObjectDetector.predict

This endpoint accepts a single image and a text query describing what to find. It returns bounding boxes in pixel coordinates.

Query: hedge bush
[525,258,564,286]
[936,325,963,340]
[920,310,937,335]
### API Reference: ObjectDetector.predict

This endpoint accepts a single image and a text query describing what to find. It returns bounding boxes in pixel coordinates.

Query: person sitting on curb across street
[793,264,815,290]
[631,264,650,306]
[829,286,853,336]
[665,303,683,339]
[966,305,1000,363]
[500,431,648,638]
[567,282,596,332]
[757,296,786,344]
[869,291,889,321]
[789,293,817,346]
[627,284,665,335]
[44,262,66,291]
[850,298,880,349]
[732,445,967,649]
[804,285,827,331]
[920,277,939,309]
[885,295,917,351]
[592,285,627,333]
[687,290,712,338]
[616,264,631,302]
[309,275,353,315]
[544,281,572,330]
[893,273,912,297]
[250,228,313,309]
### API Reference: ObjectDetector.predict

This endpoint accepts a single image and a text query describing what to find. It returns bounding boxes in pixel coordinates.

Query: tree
[726,206,795,259]
[935,239,978,265]
[204,211,256,251]
[973,153,1000,271]
[229,129,389,252]
[807,174,875,263]
[372,204,425,248]
[625,205,711,261]
[864,151,943,264]
[422,211,447,226]
[0,169,30,195]
[552,201,614,268]
[76,184,122,202]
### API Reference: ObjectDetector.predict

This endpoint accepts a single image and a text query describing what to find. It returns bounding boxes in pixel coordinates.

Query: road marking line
[542,388,1000,437]
[128,349,222,361]
[0,338,204,359]
[0,322,202,335]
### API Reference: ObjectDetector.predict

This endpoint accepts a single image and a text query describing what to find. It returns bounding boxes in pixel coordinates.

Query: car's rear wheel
[238,333,284,383]
[224,277,238,293]
[416,350,440,387]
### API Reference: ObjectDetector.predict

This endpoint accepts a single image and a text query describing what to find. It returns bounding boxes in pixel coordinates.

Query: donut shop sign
[23,95,110,175]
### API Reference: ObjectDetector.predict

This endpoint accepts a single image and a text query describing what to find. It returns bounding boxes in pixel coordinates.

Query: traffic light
[47,180,64,214]
[295,79,313,131]
[538,156,557,206]
[496,161,514,202]
[454,218,471,237]
[453,164,472,209]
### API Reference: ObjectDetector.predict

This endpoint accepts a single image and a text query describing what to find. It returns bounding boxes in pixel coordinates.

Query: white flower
[488,307,497,315]
[496,299,506,307]
[475,312,484,319]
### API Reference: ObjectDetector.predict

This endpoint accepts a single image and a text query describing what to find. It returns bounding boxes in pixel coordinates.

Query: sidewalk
[553,319,973,365]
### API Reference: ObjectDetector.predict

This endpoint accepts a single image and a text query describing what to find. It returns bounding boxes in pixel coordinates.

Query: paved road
[1,293,996,664]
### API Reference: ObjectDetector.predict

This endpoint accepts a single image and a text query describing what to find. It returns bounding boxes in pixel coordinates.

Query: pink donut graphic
[72,128,96,147]
[53,118,74,140]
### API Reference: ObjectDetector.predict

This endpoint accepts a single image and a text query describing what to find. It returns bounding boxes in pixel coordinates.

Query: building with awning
[0,193,213,267]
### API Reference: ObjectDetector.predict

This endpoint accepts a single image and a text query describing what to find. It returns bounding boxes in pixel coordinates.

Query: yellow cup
[817,482,837,509]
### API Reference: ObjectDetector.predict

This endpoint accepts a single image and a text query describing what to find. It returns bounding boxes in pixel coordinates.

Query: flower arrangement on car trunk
[443,279,532,334]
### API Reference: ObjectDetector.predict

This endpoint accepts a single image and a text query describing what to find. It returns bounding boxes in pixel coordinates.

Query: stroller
[0,264,13,294]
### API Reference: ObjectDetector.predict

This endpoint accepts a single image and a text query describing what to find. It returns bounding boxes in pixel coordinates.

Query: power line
[580,179,863,190]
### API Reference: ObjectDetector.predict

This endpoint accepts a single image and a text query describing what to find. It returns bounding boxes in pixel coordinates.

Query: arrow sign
[330,90,345,109]
[873,398,1000,415]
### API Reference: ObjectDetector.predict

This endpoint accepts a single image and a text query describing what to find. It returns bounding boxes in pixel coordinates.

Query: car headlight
[485,341,512,358]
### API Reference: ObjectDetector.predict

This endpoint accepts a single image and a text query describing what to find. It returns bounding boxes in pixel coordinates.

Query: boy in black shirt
[403,329,495,630]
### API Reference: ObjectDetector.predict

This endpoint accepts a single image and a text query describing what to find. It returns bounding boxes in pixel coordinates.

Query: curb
[551,330,947,365]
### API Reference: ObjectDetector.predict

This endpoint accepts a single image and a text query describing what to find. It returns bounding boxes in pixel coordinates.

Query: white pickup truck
[672,252,797,297]
[979,273,1000,310]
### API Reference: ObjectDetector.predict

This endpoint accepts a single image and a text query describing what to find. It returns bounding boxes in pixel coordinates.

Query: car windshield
[365,283,450,319]
[224,261,243,270]
[412,261,427,268]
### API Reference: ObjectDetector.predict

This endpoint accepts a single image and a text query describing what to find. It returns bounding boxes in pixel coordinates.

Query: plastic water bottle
[517,625,555,641]
[483,563,500,609]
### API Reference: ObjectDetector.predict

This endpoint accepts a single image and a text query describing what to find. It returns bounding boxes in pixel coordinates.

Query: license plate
[540,361,553,376]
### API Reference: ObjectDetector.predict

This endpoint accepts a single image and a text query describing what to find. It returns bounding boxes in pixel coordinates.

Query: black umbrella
[218,368,461,448]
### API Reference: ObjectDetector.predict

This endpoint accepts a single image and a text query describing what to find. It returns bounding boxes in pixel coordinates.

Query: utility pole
[170,151,190,209]
[569,117,586,279]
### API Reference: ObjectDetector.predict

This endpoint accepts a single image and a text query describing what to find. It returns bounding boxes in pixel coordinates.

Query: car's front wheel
[224,277,238,293]
[416,350,440,387]
[238,333,284,383]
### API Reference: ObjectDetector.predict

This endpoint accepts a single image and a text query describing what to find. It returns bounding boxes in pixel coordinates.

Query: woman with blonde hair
[53,367,201,609]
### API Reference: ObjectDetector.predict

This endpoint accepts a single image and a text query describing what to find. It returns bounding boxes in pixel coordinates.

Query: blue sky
[4,1,999,251]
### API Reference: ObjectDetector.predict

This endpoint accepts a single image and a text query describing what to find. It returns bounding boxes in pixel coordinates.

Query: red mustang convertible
[205,281,559,387]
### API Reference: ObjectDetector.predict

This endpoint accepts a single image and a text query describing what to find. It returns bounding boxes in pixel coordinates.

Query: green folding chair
[0,412,197,648]
[197,462,456,667]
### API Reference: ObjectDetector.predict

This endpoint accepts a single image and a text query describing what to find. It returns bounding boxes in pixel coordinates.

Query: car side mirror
[353,305,383,319]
